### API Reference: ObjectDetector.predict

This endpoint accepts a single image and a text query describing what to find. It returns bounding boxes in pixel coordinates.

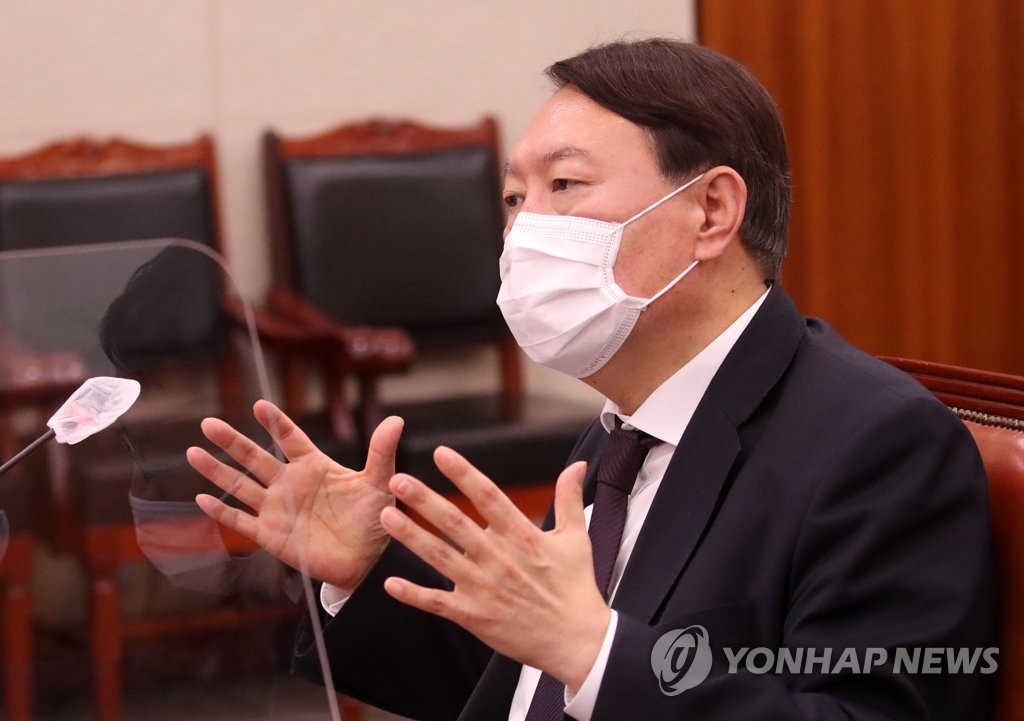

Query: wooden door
[700,1,1024,373]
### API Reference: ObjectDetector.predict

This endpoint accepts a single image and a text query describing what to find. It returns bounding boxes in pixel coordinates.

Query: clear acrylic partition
[0,240,344,721]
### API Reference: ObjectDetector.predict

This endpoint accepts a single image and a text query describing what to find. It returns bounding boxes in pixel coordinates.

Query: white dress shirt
[323,289,770,721]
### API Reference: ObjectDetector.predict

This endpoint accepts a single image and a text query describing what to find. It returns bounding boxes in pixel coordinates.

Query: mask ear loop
[617,172,706,229]
[640,259,700,310]
[616,172,706,311]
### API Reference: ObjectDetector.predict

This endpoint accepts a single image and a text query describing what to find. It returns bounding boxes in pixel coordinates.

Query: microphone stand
[0,428,56,477]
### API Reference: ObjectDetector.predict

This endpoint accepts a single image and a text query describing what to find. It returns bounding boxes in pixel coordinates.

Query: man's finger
[432,446,533,535]
[253,400,320,462]
[363,416,405,492]
[386,474,489,558]
[199,416,282,486]
[186,446,268,511]
[382,576,462,626]
[553,461,588,533]
[195,493,259,541]
[379,504,478,580]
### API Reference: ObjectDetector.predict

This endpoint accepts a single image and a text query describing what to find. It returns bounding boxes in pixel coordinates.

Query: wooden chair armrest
[221,293,335,352]
[222,292,413,441]
[263,288,415,373]
[0,345,86,405]
[263,288,340,336]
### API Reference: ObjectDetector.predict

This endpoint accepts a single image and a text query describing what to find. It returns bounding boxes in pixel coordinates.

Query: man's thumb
[553,461,588,532]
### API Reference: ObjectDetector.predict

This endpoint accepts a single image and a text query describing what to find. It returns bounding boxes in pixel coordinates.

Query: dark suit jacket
[294,286,995,721]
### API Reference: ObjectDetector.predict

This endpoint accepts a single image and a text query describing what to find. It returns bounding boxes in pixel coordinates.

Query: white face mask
[497,173,704,378]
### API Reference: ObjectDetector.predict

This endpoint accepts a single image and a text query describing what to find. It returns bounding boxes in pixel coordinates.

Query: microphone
[0,376,141,476]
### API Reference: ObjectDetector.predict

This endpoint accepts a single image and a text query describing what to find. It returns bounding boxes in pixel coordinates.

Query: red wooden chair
[882,357,1024,721]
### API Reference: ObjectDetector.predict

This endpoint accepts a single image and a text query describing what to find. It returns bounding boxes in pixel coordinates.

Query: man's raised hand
[378,449,610,691]
[185,399,403,594]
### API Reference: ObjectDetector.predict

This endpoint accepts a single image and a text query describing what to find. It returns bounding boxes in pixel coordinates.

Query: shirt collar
[600,287,772,445]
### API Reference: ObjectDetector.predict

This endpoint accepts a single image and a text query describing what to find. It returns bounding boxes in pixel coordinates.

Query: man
[187,39,995,720]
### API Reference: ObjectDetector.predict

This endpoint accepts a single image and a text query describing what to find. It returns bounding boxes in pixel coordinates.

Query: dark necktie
[524,421,659,721]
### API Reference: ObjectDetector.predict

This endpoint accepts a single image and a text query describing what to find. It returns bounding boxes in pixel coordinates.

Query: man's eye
[503,194,522,209]
[552,179,574,192]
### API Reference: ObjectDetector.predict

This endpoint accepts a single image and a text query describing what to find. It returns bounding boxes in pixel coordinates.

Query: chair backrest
[264,117,508,347]
[0,136,227,373]
[881,356,1024,721]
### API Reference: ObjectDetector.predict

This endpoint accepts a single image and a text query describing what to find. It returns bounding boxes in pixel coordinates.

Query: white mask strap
[619,172,706,229]
[640,259,700,309]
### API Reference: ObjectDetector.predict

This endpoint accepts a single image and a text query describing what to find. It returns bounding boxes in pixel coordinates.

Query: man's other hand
[379,449,610,693]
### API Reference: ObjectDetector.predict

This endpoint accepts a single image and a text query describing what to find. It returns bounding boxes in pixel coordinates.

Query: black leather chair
[0,135,374,721]
[263,117,598,518]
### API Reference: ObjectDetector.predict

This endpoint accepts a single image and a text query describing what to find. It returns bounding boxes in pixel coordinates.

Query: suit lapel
[610,404,739,621]
[611,285,806,623]
[538,419,606,531]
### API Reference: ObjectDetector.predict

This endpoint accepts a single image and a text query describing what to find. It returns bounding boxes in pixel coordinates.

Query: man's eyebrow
[502,145,592,179]
[542,145,591,164]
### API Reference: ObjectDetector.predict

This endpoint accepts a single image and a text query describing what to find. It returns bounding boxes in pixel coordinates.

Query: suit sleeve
[293,540,493,721]
[591,396,996,721]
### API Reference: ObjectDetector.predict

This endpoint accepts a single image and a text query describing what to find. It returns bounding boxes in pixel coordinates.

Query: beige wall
[0,0,696,405]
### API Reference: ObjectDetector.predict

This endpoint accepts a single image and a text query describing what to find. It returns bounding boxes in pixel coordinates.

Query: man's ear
[693,166,747,262]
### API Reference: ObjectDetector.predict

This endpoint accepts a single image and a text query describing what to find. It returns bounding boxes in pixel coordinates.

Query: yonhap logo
[651,625,713,695]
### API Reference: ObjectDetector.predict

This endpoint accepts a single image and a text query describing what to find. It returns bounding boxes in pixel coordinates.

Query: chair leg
[3,581,32,721]
[90,576,123,721]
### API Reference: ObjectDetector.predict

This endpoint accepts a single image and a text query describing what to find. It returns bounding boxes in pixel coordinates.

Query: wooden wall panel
[700,0,1024,373]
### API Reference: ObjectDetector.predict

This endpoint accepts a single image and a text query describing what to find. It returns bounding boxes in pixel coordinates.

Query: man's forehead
[503,87,653,179]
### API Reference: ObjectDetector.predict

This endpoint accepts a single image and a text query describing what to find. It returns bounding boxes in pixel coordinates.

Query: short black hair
[547,39,792,281]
